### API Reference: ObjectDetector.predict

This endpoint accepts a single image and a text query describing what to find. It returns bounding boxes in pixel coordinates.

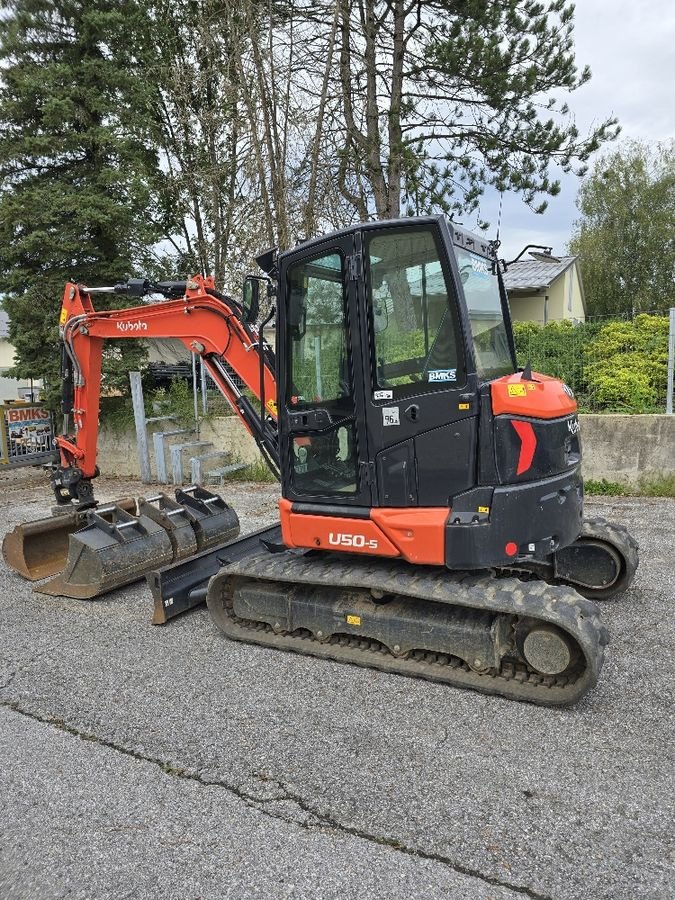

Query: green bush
[512,319,600,404]
[513,314,669,412]
[583,315,669,413]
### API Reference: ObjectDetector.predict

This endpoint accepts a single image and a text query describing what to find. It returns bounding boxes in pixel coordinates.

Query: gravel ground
[0,469,673,900]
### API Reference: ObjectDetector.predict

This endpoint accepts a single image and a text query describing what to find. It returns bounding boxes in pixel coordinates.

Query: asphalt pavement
[0,472,673,900]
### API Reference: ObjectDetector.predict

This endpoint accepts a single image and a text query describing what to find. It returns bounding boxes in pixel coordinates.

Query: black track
[206,550,609,706]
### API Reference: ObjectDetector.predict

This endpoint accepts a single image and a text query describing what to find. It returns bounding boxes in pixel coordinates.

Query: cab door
[277,236,373,507]
[358,220,479,508]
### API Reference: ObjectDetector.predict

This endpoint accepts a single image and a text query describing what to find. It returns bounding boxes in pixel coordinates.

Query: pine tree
[0,0,165,397]
[330,0,620,221]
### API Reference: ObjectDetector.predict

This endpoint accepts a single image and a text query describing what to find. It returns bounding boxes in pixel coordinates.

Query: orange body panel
[491,372,577,419]
[279,498,448,565]
[370,508,448,565]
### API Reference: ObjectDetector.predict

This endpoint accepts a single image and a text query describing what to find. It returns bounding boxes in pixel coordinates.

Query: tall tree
[0,0,166,395]
[569,141,675,316]
[325,0,620,222]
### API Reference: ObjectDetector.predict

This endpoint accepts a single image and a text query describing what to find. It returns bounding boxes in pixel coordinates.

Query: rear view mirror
[242,275,261,323]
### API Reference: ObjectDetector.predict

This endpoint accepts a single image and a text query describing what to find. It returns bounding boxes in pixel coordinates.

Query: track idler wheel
[554,518,639,600]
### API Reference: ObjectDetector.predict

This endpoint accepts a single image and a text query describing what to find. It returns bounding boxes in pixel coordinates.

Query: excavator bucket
[175,486,240,551]
[137,493,199,562]
[2,498,136,581]
[35,506,175,600]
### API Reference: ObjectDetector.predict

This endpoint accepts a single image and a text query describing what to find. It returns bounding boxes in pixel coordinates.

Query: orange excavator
[5,216,638,705]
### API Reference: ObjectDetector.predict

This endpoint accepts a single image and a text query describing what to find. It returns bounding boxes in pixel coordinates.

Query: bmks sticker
[428,369,457,382]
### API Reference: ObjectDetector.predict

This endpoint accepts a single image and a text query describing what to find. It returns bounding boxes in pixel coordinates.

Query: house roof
[0,310,9,339]
[503,255,577,293]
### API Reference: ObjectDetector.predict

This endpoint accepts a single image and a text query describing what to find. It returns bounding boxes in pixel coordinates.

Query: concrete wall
[97,415,259,480]
[580,414,675,486]
[98,411,675,487]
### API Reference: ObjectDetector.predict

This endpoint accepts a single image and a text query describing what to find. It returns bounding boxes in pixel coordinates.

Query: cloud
[462,0,675,260]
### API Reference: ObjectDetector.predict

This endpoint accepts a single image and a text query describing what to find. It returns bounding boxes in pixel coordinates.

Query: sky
[462,0,675,262]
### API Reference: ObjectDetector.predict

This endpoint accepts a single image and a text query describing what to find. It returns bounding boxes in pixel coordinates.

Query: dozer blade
[147,524,279,625]
[2,498,136,581]
[174,486,240,551]
[35,506,174,599]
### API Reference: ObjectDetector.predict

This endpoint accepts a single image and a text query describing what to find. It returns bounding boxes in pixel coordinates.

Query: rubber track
[504,517,639,600]
[207,551,609,706]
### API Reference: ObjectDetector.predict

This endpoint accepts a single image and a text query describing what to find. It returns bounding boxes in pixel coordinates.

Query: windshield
[456,247,514,380]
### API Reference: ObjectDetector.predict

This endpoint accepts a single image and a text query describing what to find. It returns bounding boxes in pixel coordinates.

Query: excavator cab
[277,217,499,509]
[274,216,596,574]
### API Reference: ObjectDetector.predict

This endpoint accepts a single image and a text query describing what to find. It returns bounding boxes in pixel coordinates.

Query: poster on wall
[4,405,54,458]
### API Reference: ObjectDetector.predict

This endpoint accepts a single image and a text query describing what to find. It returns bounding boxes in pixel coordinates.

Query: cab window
[367,229,464,396]
[286,250,358,495]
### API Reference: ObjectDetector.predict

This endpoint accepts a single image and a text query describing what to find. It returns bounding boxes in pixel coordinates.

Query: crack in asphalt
[0,670,18,691]
[1,697,550,900]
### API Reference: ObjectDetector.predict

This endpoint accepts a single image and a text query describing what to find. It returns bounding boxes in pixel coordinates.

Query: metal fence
[0,402,58,468]
[147,313,675,417]
[512,310,674,414]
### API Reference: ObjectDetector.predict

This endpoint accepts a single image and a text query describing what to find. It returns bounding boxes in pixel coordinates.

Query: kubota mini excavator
[7,216,639,705]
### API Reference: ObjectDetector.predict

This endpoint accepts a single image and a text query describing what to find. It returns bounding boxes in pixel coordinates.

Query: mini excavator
[7,216,639,705]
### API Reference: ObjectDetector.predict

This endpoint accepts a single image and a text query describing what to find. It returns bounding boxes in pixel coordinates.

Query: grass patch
[637,473,675,497]
[584,478,628,496]
[220,458,278,484]
[584,475,675,498]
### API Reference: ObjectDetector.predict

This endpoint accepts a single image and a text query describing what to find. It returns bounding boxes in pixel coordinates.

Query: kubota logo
[328,532,379,550]
[116,320,148,332]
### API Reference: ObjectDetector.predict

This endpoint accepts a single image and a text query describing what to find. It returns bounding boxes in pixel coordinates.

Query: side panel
[414,418,478,506]
[279,499,448,565]
[376,440,417,507]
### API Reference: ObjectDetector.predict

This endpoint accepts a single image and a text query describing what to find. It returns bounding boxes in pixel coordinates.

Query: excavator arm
[55,274,279,504]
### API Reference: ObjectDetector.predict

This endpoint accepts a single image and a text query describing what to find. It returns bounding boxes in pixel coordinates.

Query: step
[152,429,195,483]
[203,462,248,486]
[190,450,231,486]
[145,414,177,425]
[171,441,213,485]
